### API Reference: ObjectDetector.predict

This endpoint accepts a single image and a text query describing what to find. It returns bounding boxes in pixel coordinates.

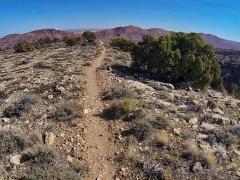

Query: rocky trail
[84,43,117,180]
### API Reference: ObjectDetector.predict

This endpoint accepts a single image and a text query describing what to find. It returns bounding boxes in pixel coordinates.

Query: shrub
[132,33,222,90]
[14,43,40,53]
[231,83,240,97]
[151,130,170,147]
[52,101,84,122]
[65,38,81,47]
[105,99,136,119]
[82,31,96,44]
[102,85,134,100]
[3,95,36,118]
[0,129,33,157]
[110,38,136,52]
[21,146,85,180]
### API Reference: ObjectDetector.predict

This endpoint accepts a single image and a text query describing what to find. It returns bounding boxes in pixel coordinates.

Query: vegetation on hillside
[14,43,40,53]
[110,38,136,52]
[82,31,97,44]
[111,33,223,90]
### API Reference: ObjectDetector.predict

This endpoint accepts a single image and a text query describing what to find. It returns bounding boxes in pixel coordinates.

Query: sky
[0,0,240,41]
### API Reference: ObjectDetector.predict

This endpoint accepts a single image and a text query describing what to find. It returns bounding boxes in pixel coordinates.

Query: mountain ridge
[1,25,240,50]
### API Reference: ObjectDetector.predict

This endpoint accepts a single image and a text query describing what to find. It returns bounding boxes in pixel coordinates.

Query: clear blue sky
[0,0,240,41]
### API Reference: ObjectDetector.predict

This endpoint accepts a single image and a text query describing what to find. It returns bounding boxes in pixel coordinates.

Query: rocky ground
[0,43,240,180]
[98,47,240,179]
[0,44,101,179]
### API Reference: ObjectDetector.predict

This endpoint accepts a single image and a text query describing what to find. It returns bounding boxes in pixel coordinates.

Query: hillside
[2,25,240,50]
[97,25,240,50]
[0,29,80,50]
[0,42,240,179]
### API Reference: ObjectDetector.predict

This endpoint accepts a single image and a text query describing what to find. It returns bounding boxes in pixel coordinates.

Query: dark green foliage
[132,33,222,90]
[14,43,40,53]
[65,38,81,47]
[82,31,96,44]
[3,95,36,118]
[110,38,136,52]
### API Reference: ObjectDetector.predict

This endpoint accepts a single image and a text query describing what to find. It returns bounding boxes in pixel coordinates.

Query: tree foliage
[82,31,96,44]
[110,38,136,52]
[64,38,81,47]
[132,33,222,90]
[14,43,40,53]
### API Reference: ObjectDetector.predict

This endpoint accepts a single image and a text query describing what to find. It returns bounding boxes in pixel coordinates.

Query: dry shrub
[102,85,134,101]
[0,129,34,157]
[52,100,84,122]
[21,146,87,180]
[105,98,136,119]
[3,95,37,118]
[151,130,170,146]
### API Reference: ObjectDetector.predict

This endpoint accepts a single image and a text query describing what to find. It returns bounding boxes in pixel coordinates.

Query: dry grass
[151,130,170,146]
[51,100,84,122]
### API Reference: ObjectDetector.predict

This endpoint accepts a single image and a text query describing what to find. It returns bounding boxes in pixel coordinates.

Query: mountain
[1,25,240,50]
[199,33,240,50]
[0,29,80,50]
[96,25,240,50]
[96,25,170,42]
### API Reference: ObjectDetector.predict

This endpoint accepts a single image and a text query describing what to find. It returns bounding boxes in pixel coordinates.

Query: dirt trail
[84,43,117,180]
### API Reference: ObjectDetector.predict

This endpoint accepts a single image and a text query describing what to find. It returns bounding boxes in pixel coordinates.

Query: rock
[234,149,240,156]
[45,132,55,146]
[208,113,230,125]
[207,100,217,110]
[201,123,217,131]
[148,81,174,91]
[84,109,89,114]
[48,94,53,99]
[192,162,203,173]
[197,133,209,139]
[213,108,224,115]
[189,118,198,125]
[173,128,181,135]
[9,155,21,165]
[2,117,10,123]
[67,155,74,163]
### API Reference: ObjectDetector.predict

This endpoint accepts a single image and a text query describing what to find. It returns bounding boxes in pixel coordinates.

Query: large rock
[9,155,21,165]
[44,132,55,146]
[147,81,174,91]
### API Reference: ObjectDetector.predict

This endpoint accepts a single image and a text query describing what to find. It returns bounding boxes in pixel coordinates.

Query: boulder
[189,118,198,125]
[44,132,55,146]
[9,155,21,165]
[148,81,174,91]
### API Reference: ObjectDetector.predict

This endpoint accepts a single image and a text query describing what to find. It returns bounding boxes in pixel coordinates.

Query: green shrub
[110,38,136,52]
[14,43,40,53]
[82,31,96,44]
[65,38,81,47]
[132,33,222,90]
[106,99,136,119]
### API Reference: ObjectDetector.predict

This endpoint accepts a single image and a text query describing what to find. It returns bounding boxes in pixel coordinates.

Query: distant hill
[96,25,240,50]
[0,29,80,50]
[96,25,170,42]
[1,25,240,50]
